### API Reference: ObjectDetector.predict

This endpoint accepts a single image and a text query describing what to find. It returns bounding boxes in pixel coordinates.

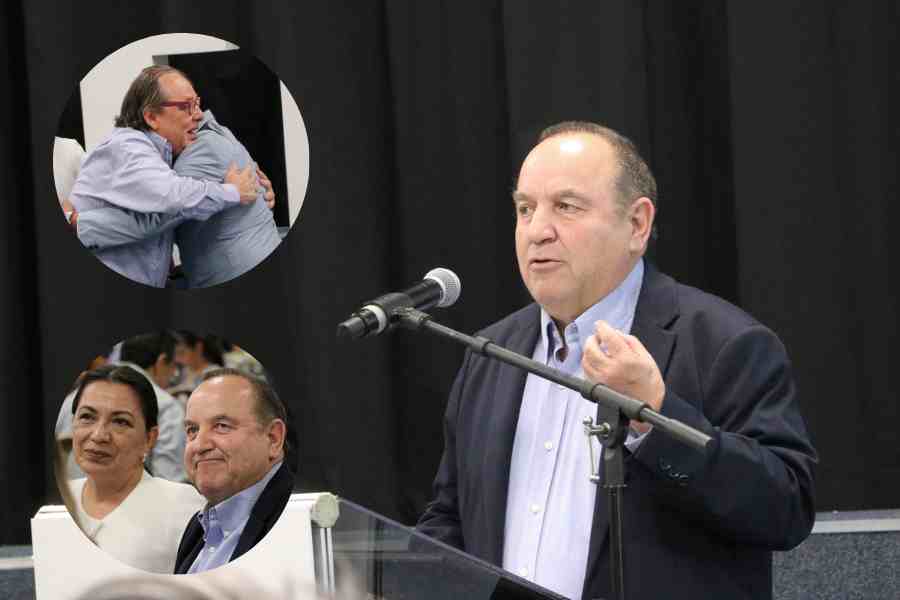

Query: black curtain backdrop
[1,1,898,545]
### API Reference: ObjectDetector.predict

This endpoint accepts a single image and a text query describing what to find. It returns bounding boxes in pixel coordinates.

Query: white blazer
[69,470,205,573]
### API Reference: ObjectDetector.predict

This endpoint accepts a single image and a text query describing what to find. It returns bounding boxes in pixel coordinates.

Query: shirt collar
[142,130,173,166]
[197,109,222,136]
[538,259,645,362]
[198,461,282,535]
[198,109,214,130]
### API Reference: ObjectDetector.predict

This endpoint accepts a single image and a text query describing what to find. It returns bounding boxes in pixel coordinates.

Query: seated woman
[65,364,205,573]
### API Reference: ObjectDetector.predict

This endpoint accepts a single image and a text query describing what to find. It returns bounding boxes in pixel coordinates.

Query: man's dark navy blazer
[174,463,294,574]
[417,264,817,600]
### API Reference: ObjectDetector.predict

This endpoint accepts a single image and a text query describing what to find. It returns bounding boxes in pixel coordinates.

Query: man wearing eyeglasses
[67,65,262,288]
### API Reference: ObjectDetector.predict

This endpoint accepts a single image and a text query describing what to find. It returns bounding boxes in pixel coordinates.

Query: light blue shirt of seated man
[76,110,282,288]
[188,460,283,574]
[502,258,647,600]
[71,127,241,287]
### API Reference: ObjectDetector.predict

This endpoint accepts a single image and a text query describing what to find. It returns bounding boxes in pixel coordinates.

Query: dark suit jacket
[417,265,817,600]
[174,463,295,574]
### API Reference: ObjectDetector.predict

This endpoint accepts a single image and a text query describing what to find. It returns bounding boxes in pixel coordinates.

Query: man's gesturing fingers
[582,320,628,381]
[581,321,665,432]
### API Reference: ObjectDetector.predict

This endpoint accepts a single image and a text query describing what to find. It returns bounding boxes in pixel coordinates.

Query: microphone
[337,268,461,339]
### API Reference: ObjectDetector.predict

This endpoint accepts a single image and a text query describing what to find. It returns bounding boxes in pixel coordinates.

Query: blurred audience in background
[222,340,268,382]
[168,331,225,404]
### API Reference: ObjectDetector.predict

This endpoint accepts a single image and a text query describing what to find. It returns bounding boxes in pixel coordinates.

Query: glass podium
[320,499,565,600]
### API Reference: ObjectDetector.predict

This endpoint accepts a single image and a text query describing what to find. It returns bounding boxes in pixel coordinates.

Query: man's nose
[190,427,215,453]
[526,204,557,245]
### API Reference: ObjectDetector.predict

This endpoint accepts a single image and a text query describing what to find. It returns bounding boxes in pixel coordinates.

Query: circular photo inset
[53,33,309,289]
[52,330,294,576]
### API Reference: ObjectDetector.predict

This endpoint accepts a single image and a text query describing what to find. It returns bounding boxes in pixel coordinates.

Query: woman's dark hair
[71,365,158,430]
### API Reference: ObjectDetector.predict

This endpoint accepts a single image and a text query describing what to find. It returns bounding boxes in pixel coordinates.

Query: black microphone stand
[393,308,712,600]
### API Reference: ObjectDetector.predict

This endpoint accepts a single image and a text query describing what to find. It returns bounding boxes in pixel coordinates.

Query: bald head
[183,374,286,504]
[538,121,657,215]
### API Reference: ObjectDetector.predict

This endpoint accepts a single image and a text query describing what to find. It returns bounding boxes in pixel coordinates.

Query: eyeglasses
[159,96,201,113]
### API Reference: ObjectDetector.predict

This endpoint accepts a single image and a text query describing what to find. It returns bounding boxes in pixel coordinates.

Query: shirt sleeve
[150,394,189,483]
[78,133,240,219]
[624,427,650,453]
[76,209,185,250]
[631,324,816,550]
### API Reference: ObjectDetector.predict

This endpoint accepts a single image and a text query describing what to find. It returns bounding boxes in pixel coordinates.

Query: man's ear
[143,108,159,131]
[266,419,287,460]
[628,196,655,253]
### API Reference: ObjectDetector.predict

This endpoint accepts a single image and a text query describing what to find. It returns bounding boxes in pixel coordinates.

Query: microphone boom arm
[395,306,711,451]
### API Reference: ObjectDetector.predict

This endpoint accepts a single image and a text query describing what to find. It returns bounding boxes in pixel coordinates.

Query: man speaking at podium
[174,368,294,574]
[417,122,817,599]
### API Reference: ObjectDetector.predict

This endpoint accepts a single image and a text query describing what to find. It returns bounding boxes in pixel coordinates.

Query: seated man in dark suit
[416,121,817,600]
[175,367,294,574]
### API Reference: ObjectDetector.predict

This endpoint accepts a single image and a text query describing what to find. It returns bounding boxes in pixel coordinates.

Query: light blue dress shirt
[175,111,282,287]
[502,259,645,600]
[187,461,283,574]
[71,127,240,287]
[74,111,281,288]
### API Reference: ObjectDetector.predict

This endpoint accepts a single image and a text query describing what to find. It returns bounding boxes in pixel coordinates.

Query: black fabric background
[0,0,897,545]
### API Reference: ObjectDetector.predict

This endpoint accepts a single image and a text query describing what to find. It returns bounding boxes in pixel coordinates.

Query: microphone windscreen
[425,267,461,308]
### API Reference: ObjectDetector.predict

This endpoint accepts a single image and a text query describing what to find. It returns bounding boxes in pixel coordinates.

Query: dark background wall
[1,0,898,545]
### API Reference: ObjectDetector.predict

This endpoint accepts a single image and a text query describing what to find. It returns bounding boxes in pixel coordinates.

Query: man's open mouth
[83,448,112,460]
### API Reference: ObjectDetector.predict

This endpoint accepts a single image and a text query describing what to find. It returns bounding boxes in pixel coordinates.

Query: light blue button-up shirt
[502,259,645,600]
[74,111,281,288]
[187,461,283,574]
[71,127,240,287]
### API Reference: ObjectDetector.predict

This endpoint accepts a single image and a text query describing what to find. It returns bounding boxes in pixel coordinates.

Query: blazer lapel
[582,263,679,596]
[233,510,267,562]
[233,463,295,561]
[629,264,679,376]
[174,514,205,574]
[482,305,541,565]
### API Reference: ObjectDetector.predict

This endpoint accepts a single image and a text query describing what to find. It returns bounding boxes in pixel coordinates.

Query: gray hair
[114,65,191,131]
